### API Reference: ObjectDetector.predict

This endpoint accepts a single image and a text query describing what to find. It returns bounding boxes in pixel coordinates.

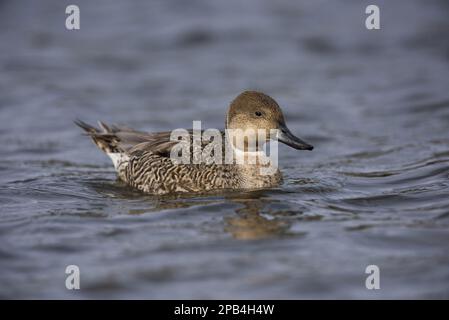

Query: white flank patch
[107,153,128,170]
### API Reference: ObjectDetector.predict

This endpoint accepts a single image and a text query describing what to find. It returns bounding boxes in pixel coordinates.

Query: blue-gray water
[1,0,449,299]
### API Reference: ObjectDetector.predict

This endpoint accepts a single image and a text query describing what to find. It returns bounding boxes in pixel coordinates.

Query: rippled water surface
[1,0,449,298]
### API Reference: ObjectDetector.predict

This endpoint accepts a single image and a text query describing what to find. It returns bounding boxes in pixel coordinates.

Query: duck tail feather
[75,120,122,154]
[74,119,99,134]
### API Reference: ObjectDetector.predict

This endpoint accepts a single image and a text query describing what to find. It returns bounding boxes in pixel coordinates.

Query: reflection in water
[91,180,292,239]
[152,190,295,240]
[224,192,292,240]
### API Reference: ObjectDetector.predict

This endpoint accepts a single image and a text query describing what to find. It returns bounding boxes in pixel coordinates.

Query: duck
[75,91,313,195]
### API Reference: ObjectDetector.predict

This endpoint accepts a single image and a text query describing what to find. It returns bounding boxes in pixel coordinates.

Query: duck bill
[277,124,314,151]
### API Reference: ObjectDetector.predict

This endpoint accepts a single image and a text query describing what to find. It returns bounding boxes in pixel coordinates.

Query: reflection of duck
[224,192,292,240]
[76,91,313,195]
[91,182,293,240]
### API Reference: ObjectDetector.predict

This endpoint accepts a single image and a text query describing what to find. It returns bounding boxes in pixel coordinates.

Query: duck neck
[225,136,281,187]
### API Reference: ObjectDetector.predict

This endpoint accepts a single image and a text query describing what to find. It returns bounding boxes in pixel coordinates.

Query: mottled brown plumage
[76,91,313,195]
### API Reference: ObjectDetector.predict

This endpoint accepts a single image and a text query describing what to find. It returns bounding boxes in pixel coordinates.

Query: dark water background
[1,0,449,298]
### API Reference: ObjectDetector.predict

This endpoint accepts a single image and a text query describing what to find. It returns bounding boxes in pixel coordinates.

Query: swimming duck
[76,91,313,194]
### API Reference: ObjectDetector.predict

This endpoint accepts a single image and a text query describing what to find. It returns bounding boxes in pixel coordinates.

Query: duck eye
[255,111,262,117]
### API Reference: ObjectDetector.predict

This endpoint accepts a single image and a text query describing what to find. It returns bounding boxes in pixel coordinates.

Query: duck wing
[75,120,225,159]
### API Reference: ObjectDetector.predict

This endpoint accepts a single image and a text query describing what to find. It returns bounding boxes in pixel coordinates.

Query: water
[1,0,449,299]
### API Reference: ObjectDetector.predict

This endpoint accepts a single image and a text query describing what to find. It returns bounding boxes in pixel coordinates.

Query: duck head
[225,91,313,151]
